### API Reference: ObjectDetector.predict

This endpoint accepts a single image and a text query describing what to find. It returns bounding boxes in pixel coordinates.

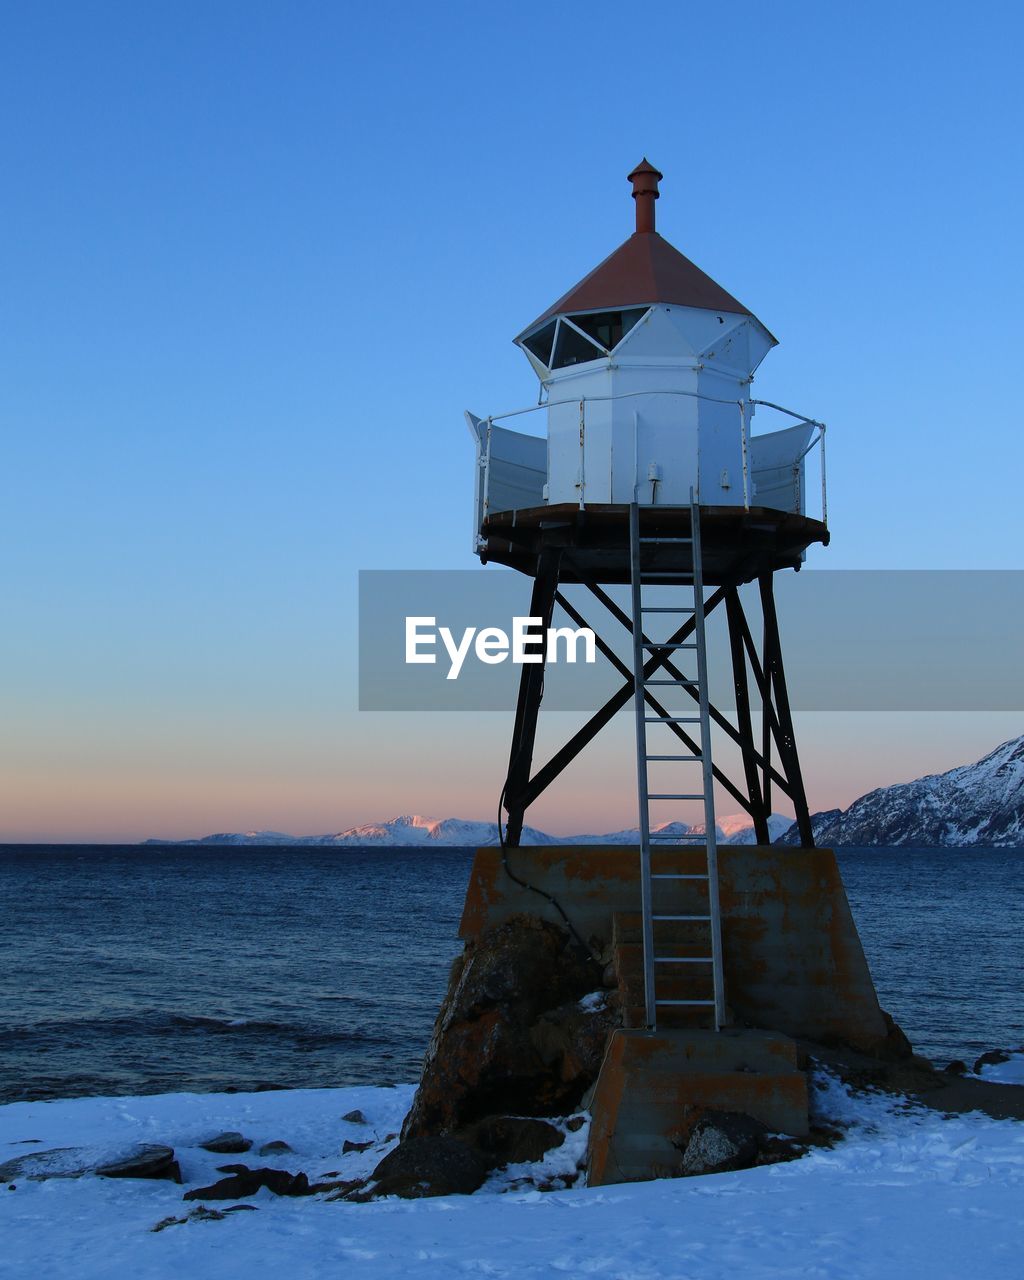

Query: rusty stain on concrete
[459,845,889,1052]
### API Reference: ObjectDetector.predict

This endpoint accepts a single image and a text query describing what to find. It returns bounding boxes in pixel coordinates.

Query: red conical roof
[519,231,754,340]
[517,160,760,342]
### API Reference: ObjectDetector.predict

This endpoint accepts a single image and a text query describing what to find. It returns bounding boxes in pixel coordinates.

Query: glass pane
[568,308,648,352]
[522,320,557,367]
[552,320,604,369]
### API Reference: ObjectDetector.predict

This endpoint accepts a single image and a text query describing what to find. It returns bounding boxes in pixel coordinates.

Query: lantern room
[468,160,827,572]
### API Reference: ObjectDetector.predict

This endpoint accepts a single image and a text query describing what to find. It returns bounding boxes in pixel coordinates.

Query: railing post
[739,400,750,510]
[481,418,494,525]
[819,424,828,526]
[578,399,586,509]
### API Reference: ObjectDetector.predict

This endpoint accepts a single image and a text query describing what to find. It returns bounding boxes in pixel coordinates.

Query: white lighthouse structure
[519,159,775,508]
[468,161,829,1036]
[470,159,822,531]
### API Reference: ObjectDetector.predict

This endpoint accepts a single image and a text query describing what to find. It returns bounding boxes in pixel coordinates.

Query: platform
[479,503,829,585]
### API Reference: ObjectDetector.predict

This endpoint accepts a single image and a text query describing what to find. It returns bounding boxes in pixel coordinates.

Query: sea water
[0,845,1020,1103]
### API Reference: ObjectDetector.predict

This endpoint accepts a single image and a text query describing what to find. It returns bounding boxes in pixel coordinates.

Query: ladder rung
[639,536,693,544]
[643,572,695,579]
[645,716,701,723]
[653,914,711,921]
[646,754,701,761]
[641,606,696,613]
[651,873,709,880]
[655,956,712,962]
[644,678,699,685]
[656,999,716,1007]
[648,793,704,800]
[641,641,697,649]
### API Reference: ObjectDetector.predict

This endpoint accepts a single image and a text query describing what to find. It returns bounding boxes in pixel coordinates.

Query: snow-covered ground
[1,1068,1022,1280]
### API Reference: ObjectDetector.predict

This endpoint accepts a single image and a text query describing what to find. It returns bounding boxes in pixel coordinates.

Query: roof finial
[628,158,663,234]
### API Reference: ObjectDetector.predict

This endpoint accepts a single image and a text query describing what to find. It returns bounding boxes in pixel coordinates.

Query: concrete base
[461,845,891,1053]
[587,1028,809,1186]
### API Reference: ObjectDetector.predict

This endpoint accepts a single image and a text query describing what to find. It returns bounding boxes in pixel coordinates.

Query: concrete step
[618,968,716,1006]
[587,1028,809,1186]
[622,1004,716,1031]
[614,912,711,948]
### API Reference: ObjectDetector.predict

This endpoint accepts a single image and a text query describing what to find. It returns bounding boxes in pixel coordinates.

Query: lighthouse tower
[445,164,895,1185]
[469,162,827,868]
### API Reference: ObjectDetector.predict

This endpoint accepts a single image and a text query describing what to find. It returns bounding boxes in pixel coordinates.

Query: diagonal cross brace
[553,590,753,815]
[571,570,794,798]
[513,585,730,813]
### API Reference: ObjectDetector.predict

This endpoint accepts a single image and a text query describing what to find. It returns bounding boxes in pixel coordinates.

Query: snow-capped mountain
[777,734,1024,847]
[146,811,787,848]
[148,736,1024,849]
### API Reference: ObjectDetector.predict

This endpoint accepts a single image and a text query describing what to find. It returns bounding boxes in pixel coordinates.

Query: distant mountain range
[146,735,1024,849]
[145,812,794,848]
[779,734,1024,847]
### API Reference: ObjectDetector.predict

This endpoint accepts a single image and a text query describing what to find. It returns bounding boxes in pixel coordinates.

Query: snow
[2,1074,1023,1280]
[974,1051,1024,1085]
[789,732,1024,847]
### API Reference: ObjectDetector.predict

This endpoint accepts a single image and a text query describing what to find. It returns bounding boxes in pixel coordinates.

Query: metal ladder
[629,498,726,1032]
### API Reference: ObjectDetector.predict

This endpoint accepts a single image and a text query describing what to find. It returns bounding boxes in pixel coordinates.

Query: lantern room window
[552,320,604,368]
[520,307,650,371]
[568,308,647,352]
[522,319,557,367]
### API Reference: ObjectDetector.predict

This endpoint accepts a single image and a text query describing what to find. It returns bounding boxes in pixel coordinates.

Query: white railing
[468,393,828,540]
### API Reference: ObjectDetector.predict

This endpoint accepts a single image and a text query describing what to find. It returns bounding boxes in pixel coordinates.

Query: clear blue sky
[1,1,1021,840]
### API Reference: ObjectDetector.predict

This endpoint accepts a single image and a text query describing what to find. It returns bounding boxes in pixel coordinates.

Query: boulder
[679,1111,766,1177]
[342,1109,367,1124]
[96,1145,181,1183]
[365,1136,487,1199]
[944,1060,968,1076]
[258,1140,293,1156]
[199,1132,252,1154]
[530,997,618,1088]
[0,1148,93,1183]
[184,1165,309,1200]
[973,1048,1013,1073]
[402,915,608,1139]
[469,1116,564,1168]
[875,1010,914,1060]
[342,1139,374,1154]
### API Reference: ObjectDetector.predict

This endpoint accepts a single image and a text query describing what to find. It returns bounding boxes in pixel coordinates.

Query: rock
[96,1145,181,1183]
[342,1109,367,1124]
[323,1179,368,1201]
[152,1214,188,1232]
[679,1111,766,1177]
[258,1140,293,1156]
[565,1115,587,1133]
[184,1166,310,1200]
[0,1148,93,1183]
[530,997,618,1089]
[402,915,607,1140]
[152,1203,258,1232]
[945,1060,968,1076]
[342,1139,374,1154]
[973,1049,1013,1073]
[366,1136,487,1199]
[199,1132,252,1154]
[470,1116,565,1168]
[874,1010,914,1060]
